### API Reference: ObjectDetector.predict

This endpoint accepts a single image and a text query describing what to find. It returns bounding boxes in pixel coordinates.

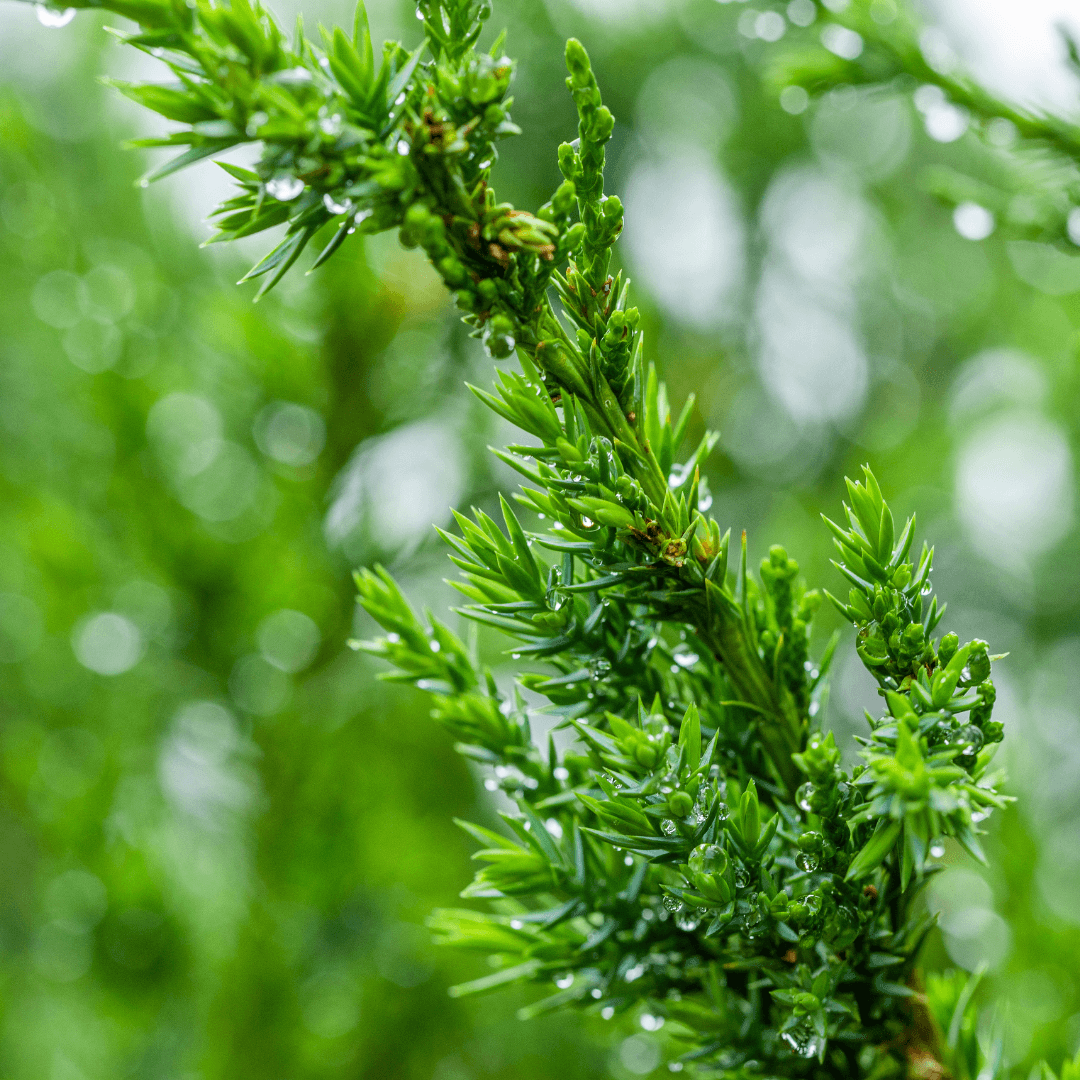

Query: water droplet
[590,987,602,998]
[510,919,523,930]
[624,964,645,982]
[581,516,594,528]
[796,782,815,814]
[397,140,410,156]
[669,1065,684,1073]
[484,778,498,791]
[796,851,819,873]
[662,895,681,913]
[601,1006,615,1019]
[661,819,676,835]
[783,1029,825,1058]
[733,865,749,889]
[929,840,945,859]
[554,972,574,989]
[553,766,569,781]
[675,910,700,932]
[640,1013,664,1031]
[36,4,75,26]
[624,854,634,866]
[266,175,304,201]
[674,652,698,668]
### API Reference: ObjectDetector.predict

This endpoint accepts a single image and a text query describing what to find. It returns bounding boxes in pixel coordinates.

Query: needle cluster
[25,0,1078,1077]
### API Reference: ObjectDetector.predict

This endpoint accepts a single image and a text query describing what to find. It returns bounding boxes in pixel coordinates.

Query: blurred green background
[1,0,1080,1076]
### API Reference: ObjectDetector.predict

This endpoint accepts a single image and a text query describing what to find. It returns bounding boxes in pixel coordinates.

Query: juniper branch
[16,0,1047,1077]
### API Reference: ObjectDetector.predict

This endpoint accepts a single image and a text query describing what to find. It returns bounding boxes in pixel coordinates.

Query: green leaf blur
[2,0,1080,1078]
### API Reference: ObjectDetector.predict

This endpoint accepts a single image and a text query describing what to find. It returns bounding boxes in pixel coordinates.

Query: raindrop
[783,1029,825,1058]
[554,972,574,989]
[510,919,523,930]
[796,782,815,813]
[796,851,819,873]
[591,988,603,998]
[929,840,945,859]
[624,854,634,866]
[733,865,749,889]
[662,895,681,913]
[661,819,677,835]
[602,1006,615,1020]
[266,176,304,201]
[36,4,75,26]
[675,910,700,932]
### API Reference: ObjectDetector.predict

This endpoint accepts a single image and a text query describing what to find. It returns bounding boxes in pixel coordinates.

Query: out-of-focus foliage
[2,0,1080,1077]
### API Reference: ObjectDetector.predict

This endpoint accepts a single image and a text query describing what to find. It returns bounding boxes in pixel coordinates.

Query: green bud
[634,743,658,768]
[553,179,576,216]
[438,256,467,287]
[591,105,614,142]
[564,38,591,84]
[667,790,694,818]
[404,203,432,229]
[557,142,579,180]
[740,780,761,849]
[967,640,991,683]
[560,222,586,251]
[938,632,959,665]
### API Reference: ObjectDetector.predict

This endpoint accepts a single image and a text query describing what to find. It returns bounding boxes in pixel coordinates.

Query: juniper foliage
[755,0,1080,249]
[20,0,1079,1076]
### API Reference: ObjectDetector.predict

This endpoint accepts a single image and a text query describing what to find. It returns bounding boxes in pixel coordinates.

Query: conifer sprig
[757,0,1080,251]
[21,0,1065,1077]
